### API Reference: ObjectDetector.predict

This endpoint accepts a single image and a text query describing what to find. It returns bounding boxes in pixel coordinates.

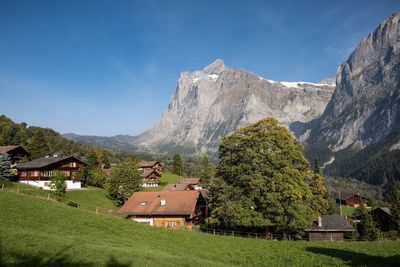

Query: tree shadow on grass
[0,249,132,267]
[306,247,400,267]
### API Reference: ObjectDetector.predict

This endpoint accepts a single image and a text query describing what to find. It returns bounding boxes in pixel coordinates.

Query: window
[69,162,77,167]
[139,202,147,206]
[165,221,177,228]
[20,172,26,177]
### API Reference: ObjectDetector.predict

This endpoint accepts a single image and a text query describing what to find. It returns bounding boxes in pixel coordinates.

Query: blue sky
[0,0,399,136]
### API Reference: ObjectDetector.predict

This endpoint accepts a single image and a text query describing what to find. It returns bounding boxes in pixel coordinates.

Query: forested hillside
[0,115,120,163]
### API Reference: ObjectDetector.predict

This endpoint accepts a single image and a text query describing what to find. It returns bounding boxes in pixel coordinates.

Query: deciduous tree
[51,171,67,199]
[210,118,328,233]
[108,159,142,206]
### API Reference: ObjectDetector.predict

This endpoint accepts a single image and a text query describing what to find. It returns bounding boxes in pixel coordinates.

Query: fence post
[96,207,99,214]
[255,233,258,239]
[1,184,4,191]
[232,231,234,237]
[47,193,50,201]
[213,229,215,235]
[78,203,80,208]
[17,185,19,194]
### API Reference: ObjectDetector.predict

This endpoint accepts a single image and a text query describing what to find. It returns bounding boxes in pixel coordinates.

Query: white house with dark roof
[17,155,87,190]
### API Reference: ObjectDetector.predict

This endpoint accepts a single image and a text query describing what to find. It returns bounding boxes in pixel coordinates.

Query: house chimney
[160,198,166,206]
[318,216,322,227]
[53,154,58,158]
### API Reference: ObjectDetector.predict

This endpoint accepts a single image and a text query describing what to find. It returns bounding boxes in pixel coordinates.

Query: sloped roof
[335,193,368,201]
[179,177,202,185]
[162,183,193,191]
[372,207,392,216]
[138,160,162,168]
[0,145,29,156]
[306,215,354,232]
[117,191,200,217]
[141,169,161,178]
[17,156,87,170]
[199,189,209,201]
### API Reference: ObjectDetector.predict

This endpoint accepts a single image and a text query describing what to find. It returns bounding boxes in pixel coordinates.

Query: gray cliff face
[306,13,400,153]
[132,59,334,154]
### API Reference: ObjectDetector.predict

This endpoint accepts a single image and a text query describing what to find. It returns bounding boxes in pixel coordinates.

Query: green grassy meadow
[1,190,400,266]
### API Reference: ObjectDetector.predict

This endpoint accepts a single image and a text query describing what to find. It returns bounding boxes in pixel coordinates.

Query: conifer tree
[389,182,400,232]
[28,129,49,159]
[354,205,380,241]
[0,153,12,178]
[172,153,183,176]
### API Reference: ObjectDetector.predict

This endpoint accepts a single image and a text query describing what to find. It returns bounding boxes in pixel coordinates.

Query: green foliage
[88,168,108,188]
[2,191,400,266]
[389,183,400,232]
[0,153,12,178]
[27,129,50,159]
[192,154,215,182]
[50,171,67,199]
[354,205,380,241]
[108,159,142,206]
[172,153,183,175]
[211,118,328,232]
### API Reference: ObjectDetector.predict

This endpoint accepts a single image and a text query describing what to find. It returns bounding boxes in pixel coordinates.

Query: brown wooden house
[179,177,203,190]
[162,183,194,191]
[371,207,394,232]
[335,193,369,207]
[17,155,87,190]
[141,169,161,187]
[306,215,354,241]
[117,191,207,230]
[138,160,164,172]
[0,145,30,165]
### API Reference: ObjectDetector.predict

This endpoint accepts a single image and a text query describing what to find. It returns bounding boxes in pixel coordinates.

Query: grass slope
[1,179,117,212]
[1,191,400,266]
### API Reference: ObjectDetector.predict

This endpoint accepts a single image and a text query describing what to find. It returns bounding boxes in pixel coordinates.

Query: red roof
[138,160,162,168]
[117,191,200,217]
[141,169,161,178]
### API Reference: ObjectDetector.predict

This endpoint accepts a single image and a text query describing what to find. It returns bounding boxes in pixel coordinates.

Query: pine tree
[354,205,380,241]
[0,153,12,178]
[28,129,49,159]
[389,182,400,232]
[309,161,330,215]
[172,154,183,176]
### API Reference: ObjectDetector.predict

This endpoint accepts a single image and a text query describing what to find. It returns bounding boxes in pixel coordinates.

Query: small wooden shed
[306,215,354,241]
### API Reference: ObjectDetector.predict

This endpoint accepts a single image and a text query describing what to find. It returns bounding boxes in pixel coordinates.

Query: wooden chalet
[162,183,194,191]
[0,145,30,165]
[335,193,369,207]
[179,177,203,190]
[117,191,207,230]
[371,207,394,232]
[138,160,164,172]
[306,215,354,241]
[17,155,87,190]
[141,169,161,187]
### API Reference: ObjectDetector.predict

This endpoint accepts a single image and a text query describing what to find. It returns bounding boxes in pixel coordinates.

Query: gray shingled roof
[17,156,86,169]
[306,215,354,232]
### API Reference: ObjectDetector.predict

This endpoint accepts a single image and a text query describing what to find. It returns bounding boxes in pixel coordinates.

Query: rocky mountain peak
[202,59,226,74]
[132,60,334,155]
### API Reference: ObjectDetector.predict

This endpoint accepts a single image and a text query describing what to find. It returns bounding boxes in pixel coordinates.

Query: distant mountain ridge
[304,12,400,186]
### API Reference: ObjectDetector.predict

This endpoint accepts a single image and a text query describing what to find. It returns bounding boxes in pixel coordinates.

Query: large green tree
[354,205,380,241]
[108,159,142,206]
[209,118,328,233]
